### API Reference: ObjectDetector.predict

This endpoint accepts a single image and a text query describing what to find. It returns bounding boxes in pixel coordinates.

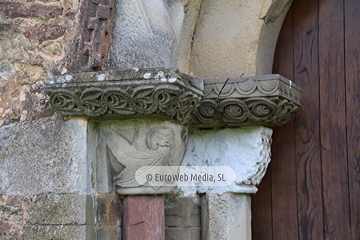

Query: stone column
[202,194,251,240]
[45,68,203,240]
[180,126,272,240]
[123,195,165,240]
[93,119,189,240]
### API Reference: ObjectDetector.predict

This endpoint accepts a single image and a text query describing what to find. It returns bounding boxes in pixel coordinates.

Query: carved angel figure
[96,122,188,193]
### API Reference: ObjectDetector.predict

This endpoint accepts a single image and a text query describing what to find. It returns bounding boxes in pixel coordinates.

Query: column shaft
[123,195,165,240]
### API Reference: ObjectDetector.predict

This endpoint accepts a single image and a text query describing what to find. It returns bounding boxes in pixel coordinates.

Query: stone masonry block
[25,25,66,43]
[23,225,87,240]
[27,194,87,225]
[0,119,88,195]
[165,227,201,240]
[87,226,122,240]
[165,196,201,227]
[0,2,63,19]
[86,194,122,227]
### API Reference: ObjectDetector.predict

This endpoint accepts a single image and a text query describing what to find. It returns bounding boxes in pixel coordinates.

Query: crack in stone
[218,78,230,99]
[218,73,244,98]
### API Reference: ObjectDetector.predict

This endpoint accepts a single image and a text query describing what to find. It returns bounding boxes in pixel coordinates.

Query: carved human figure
[109,0,200,71]
[96,121,188,193]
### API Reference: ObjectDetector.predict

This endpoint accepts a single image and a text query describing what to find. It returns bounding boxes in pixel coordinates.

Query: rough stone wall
[0,0,81,126]
[0,1,123,239]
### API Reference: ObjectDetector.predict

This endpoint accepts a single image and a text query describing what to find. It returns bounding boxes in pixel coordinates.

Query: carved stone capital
[44,68,203,124]
[94,120,188,195]
[180,126,273,194]
[192,74,300,128]
[45,70,301,195]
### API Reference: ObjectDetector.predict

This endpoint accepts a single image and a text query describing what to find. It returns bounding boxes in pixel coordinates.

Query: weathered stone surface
[23,225,87,240]
[189,0,292,78]
[0,61,15,85]
[165,196,200,227]
[123,196,165,240]
[0,119,88,195]
[192,74,301,128]
[66,0,117,72]
[45,69,300,128]
[25,25,66,43]
[0,0,83,126]
[86,194,122,227]
[14,63,47,85]
[1,193,121,239]
[0,2,63,19]
[87,226,122,240]
[27,194,86,225]
[44,68,203,124]
[94,119,188,195]
[180,126,272,194]
[39,41,62,56]
[109,0,203,73]
[0,195,29,239]
[108,0,292,76]
[165,227,201,240]
[202,194,251,240]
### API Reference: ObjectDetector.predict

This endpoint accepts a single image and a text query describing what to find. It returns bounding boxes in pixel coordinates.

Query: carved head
[148,128,172,150]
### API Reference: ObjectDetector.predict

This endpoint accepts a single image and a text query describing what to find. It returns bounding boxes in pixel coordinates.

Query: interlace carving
[45,68,203,124]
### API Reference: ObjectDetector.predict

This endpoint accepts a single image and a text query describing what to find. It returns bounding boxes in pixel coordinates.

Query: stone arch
[188,0,294,79]
[109,0,293,80]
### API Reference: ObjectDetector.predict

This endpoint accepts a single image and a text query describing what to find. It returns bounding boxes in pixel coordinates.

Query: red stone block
[0,2,63,19]
[123,196,165,240]
[25,25,66,43]
[96,5,110,20]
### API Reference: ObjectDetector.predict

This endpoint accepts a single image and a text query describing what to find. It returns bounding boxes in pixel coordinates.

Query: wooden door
[252,0,360,239]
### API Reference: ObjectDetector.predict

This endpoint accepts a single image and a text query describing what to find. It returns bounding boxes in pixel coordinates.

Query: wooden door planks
[270,7,299,240]
[319,0,350,239]
[344,0,360,239]
[293,0,324,239]
[251,167,273,240]
[252,0,359,239]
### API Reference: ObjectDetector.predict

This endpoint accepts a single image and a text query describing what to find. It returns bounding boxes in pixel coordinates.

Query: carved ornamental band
[45,69,300,127]
[44,68,204,124]
[192,75,301,128]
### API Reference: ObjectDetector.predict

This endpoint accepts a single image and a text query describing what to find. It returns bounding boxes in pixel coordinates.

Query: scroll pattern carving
[45,70,300,127]
[192,75,301,128]
[49,85,200,123]
[45,68,203,124]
